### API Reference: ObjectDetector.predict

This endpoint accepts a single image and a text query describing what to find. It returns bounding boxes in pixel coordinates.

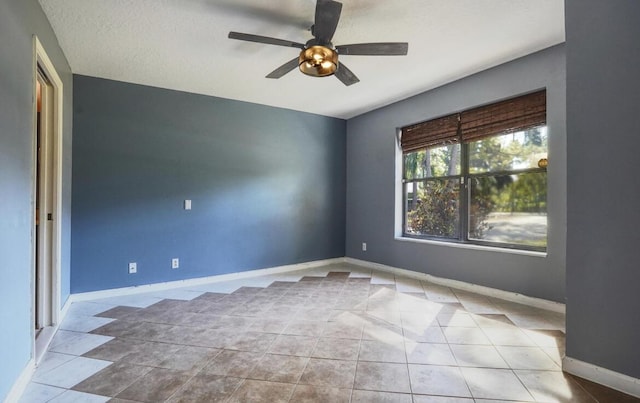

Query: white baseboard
[563,356,640,398]
[59,296,72,321]
[34,326,56,365]
[35,295,73,364]
[344,257,565,313]
[3,359,35,403]
[70,257,345,303]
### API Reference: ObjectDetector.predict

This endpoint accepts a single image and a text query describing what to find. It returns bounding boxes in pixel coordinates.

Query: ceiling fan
[228,0,408,86]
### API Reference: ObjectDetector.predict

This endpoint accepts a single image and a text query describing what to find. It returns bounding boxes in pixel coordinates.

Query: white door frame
[32,36,63,346]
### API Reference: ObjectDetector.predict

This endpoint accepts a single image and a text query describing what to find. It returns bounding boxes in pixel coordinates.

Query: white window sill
[394,236,547,258]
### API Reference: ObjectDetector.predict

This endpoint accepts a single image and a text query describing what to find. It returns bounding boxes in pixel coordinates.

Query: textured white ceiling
[39,0,564,119]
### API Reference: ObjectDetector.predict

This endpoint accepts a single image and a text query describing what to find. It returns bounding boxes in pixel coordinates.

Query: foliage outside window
[401,91,548,251]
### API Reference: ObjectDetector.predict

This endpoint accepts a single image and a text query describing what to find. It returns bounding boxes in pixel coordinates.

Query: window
[401,90,547,251]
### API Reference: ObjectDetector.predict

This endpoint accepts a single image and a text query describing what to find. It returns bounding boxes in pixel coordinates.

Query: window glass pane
[469,126,548,174]
[404,150,425,180]
[405,179,460,238]
[469,172,547,248]
[404,144,460,180]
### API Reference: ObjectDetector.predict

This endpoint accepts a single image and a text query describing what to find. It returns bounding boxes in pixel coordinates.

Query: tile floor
[17,263,637,402]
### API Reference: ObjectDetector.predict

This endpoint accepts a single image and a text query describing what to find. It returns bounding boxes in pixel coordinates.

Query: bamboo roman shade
[400,113,459,153]
[460,90,546,142]
[401,90,546,153]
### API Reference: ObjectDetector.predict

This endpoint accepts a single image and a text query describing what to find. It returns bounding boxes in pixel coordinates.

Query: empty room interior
[2,0,640,402]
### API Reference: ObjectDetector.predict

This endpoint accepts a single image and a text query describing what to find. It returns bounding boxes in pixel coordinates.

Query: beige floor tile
[363,322,405,343]
[115,368,192,402]
[283,320,326,336]
[437,313,478,327]
[247,318,289,333]
[59,315,115,333]
[82,338,144,362]
[412,395,473,403]
[17,383,65,403]
[461,367,534,401]
[248,353,309,383]
[228,331,277,353]
[295,307,334,321]
[227,380,295,403]
[482,327,537,347]
[449,344,509,368]
[90,320,145,338]
[49,331,113,356]
[299,358,357,388]
[167,374,243,403]
[472,314,516,328]
[48,390,109,403]
[32,352,76,376]
[522,329,566,348]
[72,362,152,397]
[359,339,407,363]
[354,361,411,393]
[443,327,492,345]
[32,357,112,389]
[322,320,364,339]
[289,385,351,403]
[201,349,264,377]
[65,302,117,317]
[408,364,471,397]
[351,389,412,402]
[496,346,561,370]
[403,326,447,344]
[267,334,317,356]
[366,309,403,326]
[516,370,598,403]
[312,337,360,360]
[405,342,457,366]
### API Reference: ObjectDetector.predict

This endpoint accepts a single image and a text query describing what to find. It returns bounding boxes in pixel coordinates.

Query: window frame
[402,137,548,251]
[400,93,548,253]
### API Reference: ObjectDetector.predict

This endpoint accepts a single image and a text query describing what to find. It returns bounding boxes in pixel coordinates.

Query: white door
[35,69,54,331]
[33,37,63,354]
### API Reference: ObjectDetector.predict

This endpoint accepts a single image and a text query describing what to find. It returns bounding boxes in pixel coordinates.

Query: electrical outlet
[362,242,367,252]
[128,262,137,274]
[184,200,191,210]
[172,258,179,269]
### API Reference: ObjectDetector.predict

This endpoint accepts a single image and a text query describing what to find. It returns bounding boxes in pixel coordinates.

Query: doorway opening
[33,37,63,362]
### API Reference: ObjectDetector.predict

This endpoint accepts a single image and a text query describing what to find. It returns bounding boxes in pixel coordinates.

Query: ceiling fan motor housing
[299,45,338,77]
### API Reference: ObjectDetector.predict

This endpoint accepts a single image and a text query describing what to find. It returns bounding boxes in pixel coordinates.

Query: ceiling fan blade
[228,31,305,49]
[313,0,343,43]
[266,57,300,79]
[336,42,409,56]
[334,62,359,86]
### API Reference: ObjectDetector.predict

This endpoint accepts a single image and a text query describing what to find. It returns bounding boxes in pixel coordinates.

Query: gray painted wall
[565,0,640,378]
[0,0,73,399]
[71,75,346,293]
[346,45,566,302]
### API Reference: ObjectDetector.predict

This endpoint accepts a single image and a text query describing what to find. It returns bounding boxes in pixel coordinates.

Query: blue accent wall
[0,0,73,400]
[71,76,346,293]
[345,45,566,302]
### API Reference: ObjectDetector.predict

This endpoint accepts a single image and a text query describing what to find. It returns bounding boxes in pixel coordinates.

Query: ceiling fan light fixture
[299,46,338,77]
